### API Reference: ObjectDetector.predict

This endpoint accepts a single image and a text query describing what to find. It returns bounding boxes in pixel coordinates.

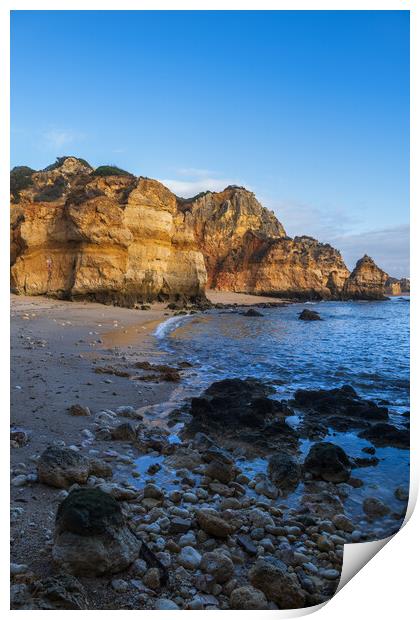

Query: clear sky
[11,10,409,276]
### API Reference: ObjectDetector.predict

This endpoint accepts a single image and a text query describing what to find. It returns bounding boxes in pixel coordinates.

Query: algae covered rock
[52,488,140,575]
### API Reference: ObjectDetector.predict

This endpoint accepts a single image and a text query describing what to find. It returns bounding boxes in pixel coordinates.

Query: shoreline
[10,292,409,610]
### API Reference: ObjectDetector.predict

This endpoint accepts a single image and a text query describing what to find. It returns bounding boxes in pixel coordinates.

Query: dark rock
[303,442,351,483]
[358,423,409,449]
[298,309,321,321]
[242,308,264,317]
[189,378,287,431]
[268,452,301,492]
[293,384,388,431]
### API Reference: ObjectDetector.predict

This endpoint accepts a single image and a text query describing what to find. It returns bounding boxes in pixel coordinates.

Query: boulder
[268,452,301,492]
[37,447,90,489]
[303,442,351,483]
[52,488,140,575]
[203,446,237,484]
[230,586,269,610]
[249,558,306,609]
[200,551,234,583]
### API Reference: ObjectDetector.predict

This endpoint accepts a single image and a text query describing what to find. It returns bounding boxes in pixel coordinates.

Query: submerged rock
[293,385,388,429]
[52,488,140,575]
[298,309,322,321]
[243,308,264,317]
[303,442,351,483]
[37,447,90,489]
[363,497,391,520]
[358,423,409,449]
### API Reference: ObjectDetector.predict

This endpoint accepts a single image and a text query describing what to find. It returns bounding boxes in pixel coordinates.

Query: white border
[2,1,417,618]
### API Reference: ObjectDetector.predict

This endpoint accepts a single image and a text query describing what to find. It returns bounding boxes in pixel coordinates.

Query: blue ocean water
[157,297,409,416]
[152,296,409,533]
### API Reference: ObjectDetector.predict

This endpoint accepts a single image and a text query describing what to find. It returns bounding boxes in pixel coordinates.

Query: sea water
[152,297,409,534]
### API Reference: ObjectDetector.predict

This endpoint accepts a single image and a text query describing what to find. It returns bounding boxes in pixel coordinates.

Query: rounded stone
[178,546,202,570]
[230,586,269,610]
[38,447,90,489]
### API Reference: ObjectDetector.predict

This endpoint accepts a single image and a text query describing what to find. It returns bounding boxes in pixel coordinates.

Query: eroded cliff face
[10,157,397,304]
[183,188,351,299]
[11,158,207,305]
[178,187,286,287]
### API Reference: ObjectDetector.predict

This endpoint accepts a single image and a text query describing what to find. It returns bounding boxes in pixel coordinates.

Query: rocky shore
[10,294,409,610]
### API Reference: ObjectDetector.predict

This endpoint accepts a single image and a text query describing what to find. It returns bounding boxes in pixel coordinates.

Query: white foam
[154,314,192,340]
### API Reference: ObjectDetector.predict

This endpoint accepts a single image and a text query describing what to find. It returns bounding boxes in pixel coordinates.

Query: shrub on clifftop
[92,165,134,178]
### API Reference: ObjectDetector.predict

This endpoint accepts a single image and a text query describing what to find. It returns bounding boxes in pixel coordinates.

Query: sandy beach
[11,291,293,609]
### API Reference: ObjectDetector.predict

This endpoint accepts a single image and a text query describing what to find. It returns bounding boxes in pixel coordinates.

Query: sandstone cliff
[10,157,398,304]
[11,158,207,305]
[183,188,350,299]
[343,255,389,300]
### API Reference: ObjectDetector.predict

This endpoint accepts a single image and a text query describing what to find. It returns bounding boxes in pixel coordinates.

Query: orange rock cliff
[10,157,407,305]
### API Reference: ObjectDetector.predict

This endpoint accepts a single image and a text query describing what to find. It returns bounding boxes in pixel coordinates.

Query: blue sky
[11,10,409,276]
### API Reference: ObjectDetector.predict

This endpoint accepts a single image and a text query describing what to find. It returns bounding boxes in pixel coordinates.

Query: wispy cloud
[42,129,84,150]
[160,176,246,198]
[331,225,410,278]
[274,199,360,242]
[263,197,409,277]
[175,167,217,178]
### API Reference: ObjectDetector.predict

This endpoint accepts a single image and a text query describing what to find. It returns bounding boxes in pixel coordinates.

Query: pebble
[10,563,29,576]
[179,532,197,547]
[322,569,340,580]
[155,598,180,610]
[178,546,202,570]
[111,579,129,593]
